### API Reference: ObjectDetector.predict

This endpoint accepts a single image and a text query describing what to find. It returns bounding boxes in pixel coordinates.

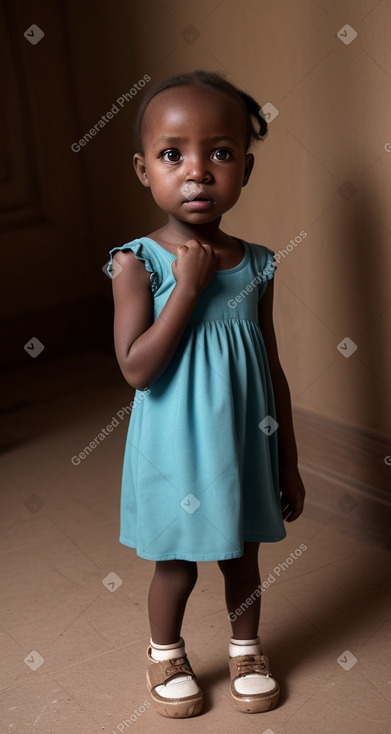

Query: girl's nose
[186,157,212,183]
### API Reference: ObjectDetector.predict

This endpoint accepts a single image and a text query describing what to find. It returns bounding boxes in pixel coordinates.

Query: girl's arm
[258,278,305,521]
[111,240,216,390]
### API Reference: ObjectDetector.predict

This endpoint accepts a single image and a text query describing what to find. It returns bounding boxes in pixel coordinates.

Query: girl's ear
[133,153,150,187]
[243,153,254,187]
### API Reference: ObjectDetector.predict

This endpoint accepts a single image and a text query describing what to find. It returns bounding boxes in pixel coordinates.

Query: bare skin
[111,84,305,644]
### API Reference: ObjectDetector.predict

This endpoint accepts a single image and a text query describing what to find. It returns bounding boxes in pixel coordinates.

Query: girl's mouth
[182,199,214,210]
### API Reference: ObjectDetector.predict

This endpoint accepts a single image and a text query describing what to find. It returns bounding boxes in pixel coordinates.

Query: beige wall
[89,0,391,434]
[4,0,391,436]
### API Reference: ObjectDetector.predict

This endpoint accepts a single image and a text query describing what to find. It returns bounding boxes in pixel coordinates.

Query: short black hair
[133,69,268,155]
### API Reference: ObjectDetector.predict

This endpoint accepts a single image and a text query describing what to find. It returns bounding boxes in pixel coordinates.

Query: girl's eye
[160,149,182,162]
[159,147,232,162]
[213,148,232,161]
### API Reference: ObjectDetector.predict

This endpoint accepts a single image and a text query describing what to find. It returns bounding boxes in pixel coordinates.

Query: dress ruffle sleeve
[256,247,277,300]
[108,240,160,294]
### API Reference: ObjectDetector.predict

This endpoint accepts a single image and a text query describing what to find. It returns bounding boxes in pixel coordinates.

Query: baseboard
[293,407,391,546]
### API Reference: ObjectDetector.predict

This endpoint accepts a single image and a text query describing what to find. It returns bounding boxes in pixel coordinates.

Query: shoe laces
[164,655,193,678]
[235,653,270,677]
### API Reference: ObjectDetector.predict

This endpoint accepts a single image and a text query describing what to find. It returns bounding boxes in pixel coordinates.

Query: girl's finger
[286,512,298,522]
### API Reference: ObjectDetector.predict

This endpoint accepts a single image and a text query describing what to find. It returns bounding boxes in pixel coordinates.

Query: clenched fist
[171,239,217,296]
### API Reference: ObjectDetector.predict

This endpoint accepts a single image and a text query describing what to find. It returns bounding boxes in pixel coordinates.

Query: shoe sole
[231,684,280,713]
[146,671,203,718]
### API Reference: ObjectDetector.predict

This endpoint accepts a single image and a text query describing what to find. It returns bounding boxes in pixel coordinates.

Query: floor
[1,351,391,734]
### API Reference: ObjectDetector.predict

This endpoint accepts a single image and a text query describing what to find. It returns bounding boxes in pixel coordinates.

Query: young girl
[108,70,305,718]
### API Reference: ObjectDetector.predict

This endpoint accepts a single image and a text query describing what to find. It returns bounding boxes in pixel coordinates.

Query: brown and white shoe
[229,652,280,713]
[146,642,203,718]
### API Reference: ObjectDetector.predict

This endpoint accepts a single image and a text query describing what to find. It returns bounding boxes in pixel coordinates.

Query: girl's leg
[218,542,261,638]
[218,543,279,713]
[146,560,203,718]
[148,559,198,644]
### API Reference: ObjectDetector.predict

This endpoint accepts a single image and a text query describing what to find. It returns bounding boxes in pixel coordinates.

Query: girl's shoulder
[108,236,172,293]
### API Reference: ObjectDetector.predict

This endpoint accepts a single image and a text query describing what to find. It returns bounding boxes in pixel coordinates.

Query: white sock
[229,636,262,657]
[149,638,200,699]
[149,637,185,661]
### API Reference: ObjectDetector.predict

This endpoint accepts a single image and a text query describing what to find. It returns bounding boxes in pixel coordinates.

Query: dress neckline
[142,237,248,273]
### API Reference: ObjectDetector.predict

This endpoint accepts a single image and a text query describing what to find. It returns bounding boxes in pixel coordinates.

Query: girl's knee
[218,544,260,578]
[155,559,198,591]
[180,560,198,588]
[218,556,246,578]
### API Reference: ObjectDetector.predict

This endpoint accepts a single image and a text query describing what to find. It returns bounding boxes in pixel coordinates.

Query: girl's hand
[171,239,217,296]
[280,467,306,522]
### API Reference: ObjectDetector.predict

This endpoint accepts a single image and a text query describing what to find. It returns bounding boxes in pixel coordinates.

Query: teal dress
[108,237,286,561]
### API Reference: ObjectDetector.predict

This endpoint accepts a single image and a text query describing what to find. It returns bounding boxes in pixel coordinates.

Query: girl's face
[133,85,254,224]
